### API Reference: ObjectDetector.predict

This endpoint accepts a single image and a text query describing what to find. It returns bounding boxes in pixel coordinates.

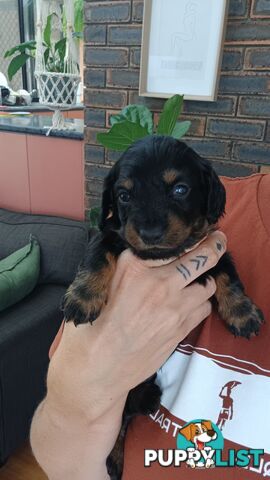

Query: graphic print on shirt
[154,343,270,453]
[217,381,241,431]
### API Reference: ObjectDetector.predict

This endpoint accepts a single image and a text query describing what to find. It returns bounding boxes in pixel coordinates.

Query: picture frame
[139,0,229,101]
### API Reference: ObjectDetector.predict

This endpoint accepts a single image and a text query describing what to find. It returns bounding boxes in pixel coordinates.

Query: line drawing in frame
[139,0,229,101]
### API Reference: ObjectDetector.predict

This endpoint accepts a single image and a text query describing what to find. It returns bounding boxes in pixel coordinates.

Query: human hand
[46,231,227,424]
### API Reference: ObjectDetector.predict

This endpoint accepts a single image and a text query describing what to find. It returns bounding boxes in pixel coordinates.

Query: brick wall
[84,0,270,212]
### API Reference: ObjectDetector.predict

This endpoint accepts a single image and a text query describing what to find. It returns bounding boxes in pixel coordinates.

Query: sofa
[0,208,89,465]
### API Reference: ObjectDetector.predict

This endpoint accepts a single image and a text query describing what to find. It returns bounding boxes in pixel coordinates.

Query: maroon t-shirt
[50,174,270,479]
[123,174,270,479]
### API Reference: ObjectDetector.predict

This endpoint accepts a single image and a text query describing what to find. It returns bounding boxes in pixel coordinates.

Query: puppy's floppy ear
[99,164,120,231]
[202,159,226,225]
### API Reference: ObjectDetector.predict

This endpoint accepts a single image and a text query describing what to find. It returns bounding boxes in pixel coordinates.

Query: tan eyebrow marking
[119,178,133,190]
[163,169,179,184]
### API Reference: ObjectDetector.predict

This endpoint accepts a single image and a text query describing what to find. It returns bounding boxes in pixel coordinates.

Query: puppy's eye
[173,184,189,196]
[118,191,131,203]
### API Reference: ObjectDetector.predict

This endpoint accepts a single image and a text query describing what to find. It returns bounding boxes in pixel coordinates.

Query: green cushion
[0,236,40,312]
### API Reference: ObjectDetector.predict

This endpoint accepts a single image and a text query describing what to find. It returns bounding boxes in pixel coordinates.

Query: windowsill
[0,113,84,140]
[0,103,84,113]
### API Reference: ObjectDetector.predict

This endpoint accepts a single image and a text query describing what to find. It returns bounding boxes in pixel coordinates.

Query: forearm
[30,395,126,480]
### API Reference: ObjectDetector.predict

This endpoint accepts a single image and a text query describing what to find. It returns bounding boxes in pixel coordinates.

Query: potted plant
[4,0,83,81]
[4,0,83,133]
[97,94,191,151]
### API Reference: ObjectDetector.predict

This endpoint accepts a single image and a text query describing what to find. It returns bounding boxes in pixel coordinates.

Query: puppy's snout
[207,429,216,438]
[139,226,165,245]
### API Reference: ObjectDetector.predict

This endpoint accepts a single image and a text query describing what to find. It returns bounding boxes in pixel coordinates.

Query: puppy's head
[100,135,225,260]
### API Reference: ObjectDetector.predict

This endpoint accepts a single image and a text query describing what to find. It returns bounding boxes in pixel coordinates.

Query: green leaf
[74,0,83,34]
[157,94,184,136]
[110,114,125,126]
[4,40,36,58]
[7,53,31,81]
[110,105,154,134]
[97,121,149,151]
[88,207,101,228]
[44,48,50,67]
[55,38,66,64]
[43,14,52,47]
[171,121,191,139]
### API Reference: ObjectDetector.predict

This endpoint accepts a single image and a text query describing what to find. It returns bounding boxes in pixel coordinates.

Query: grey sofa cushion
[0,209,89,286]
[0,283,65,353]
[0,283,65,460]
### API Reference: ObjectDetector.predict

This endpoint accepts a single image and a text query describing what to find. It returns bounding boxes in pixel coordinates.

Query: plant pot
[35,71,81,107]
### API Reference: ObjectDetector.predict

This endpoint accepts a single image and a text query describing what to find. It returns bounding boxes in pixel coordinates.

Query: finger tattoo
[190,255,208,270]
[176,264,191,280]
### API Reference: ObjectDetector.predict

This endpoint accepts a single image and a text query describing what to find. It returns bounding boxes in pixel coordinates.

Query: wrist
[36,394,126,458]
[31,397,121,480]
[47,355,128,425]
[46,386,127,431]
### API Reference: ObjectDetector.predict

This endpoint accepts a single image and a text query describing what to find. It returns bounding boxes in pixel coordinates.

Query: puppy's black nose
[139,227,164,244]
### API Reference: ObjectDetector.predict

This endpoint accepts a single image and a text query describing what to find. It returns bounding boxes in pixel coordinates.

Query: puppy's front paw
[62,294,88,326]
[227,300,264,339]
[215,272,264,340]
[126,380,162,416]
[62,270,108,326]
[139,382,162,415]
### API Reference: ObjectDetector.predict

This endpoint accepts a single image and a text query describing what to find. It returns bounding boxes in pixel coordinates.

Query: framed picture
[140,0,229,101]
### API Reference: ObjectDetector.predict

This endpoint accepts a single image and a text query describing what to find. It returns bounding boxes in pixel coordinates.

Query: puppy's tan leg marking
[64,253,117,325]
[215,273,264,338]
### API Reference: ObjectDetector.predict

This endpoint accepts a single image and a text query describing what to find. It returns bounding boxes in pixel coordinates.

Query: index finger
[161,231,227,288]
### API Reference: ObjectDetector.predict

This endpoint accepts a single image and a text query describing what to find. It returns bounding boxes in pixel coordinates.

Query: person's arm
[31,393,124,480]
[31,231,226,480]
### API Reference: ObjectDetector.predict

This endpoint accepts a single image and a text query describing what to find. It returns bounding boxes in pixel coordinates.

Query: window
[0,0,35,91]
[0,0,22,90]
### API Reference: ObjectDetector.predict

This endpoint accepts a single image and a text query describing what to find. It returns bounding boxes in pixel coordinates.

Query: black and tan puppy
[63,135,264,479]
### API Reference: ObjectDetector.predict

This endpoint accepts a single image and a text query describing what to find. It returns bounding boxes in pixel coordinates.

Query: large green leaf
[97,121,149,151]
[44,47,50,67]
[171,121,191,139]
[74,0,84,34]
[55,38,66,64]
[62,0,83,37]
[43,14,52,47]
[110,114,125,126]
[110,105,154,134]
[157,94,184,136]
[7,53,32,80]
[4,40,36,58]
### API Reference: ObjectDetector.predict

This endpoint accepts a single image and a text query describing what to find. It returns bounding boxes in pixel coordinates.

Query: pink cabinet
[0,132,85,220]
[0,133,31,212]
